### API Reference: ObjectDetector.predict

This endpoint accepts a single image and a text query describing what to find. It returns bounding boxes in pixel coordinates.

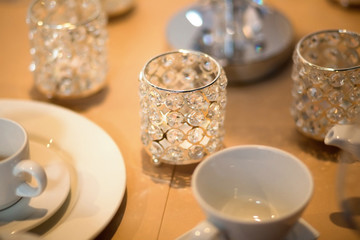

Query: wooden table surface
[1,0,360,239]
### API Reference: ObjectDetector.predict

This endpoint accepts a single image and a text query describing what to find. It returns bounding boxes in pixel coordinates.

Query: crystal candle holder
[139,50,227,165]
[291,30,360,140]
[27,0,108,99]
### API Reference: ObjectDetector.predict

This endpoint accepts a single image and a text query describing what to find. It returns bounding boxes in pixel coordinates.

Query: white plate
[0,99,126,239]
[0,142,70,234]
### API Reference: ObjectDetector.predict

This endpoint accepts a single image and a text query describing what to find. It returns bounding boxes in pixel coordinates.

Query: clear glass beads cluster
[291,30,360,140]
[139,50,227,164]
[27,0,108,98]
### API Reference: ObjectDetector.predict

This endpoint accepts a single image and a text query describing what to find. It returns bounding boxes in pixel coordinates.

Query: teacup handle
[13,160,47,197]
[176,221,227,240]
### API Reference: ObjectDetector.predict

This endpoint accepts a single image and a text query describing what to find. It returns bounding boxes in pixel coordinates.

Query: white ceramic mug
[178,145,313,240]
[0,118,47,210]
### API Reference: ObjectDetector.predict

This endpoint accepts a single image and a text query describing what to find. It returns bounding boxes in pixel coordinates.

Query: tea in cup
[178,145,313,240]
[0,118,47,210]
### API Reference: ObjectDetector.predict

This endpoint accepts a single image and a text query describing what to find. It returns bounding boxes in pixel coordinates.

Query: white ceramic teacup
[0,118,47,210]
[178,145,313,240]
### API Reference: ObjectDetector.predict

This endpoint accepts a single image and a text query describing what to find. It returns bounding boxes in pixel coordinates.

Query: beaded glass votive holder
[291,30,360,140]
[139,50,227,165]
[27,0,108,99]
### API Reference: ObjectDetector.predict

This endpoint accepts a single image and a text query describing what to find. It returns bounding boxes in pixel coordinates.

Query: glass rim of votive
[295,29,360,72]
[27,0,102,30]
[139,49,222,93]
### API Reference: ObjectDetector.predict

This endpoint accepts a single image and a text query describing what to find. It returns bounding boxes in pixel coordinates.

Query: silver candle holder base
[166,2,293,82]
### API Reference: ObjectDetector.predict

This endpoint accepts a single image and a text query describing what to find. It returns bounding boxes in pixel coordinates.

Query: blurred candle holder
[27,0,108,99]
[166,0,293,82]
[290,29,360,141]
[139,50,227,165]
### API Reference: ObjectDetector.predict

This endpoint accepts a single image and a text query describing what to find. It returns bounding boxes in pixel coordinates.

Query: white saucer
[0,99,126,239]
[177,218,319,240]
[285,218,319,240]
[0,141,70,234]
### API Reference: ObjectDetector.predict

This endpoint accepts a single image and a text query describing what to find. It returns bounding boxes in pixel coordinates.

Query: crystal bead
[328,32,341,45]
[219,74,227,91]
[187,127,204,143]
[58,78,74,95]
[309,35,320,48]
[295,116,305,128]
[328,72,346,87]
[344,34,360,48]
[149,109,163,125]
[308,71,322,85]
[149,90,163,107]
[166,129,185,144]
[328,90,344,105]
[187,111,205,127]
[152,157,161,165]
[207,103,221,119]
[162,70,177,86]
[349,70,360,85]
[140,113,149,126]
[186,92,208,110]
[294,80,306,95]
[148,125,163,140]
[200,58,214,72]
[44,30,58,48]
[206,138,220,153]
[79,78,92,92]
[345,49,360,66]
[306,121,317,135]
[294,99,304,112]
[44,0,57,10]
[71,27,87,42]
[165,93,184,110]
[139,82,148,97]
[182,54,197,65]
[324,48,341,66]
[306,51,318,63]
[85,19,101,34]
[205,85,219,102]
[181,67,196,82]
[162,55,175,67]
[306,103,322,119]
[347,105,360,121]
[318,99,331,110]
[299,66,308,77]
[291,68,300,82]
[219,94,227,109]
[349,87,360,102]
[29,62,36,72]
[149,142,164,157]
[165,146,184,162]
[326,107,345,122]
[141,133,149,146]
[307,87,323,101]
[166,111,184,127]
[188,145,205,160]
[207,121,220,136]
[36,72,56,93]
